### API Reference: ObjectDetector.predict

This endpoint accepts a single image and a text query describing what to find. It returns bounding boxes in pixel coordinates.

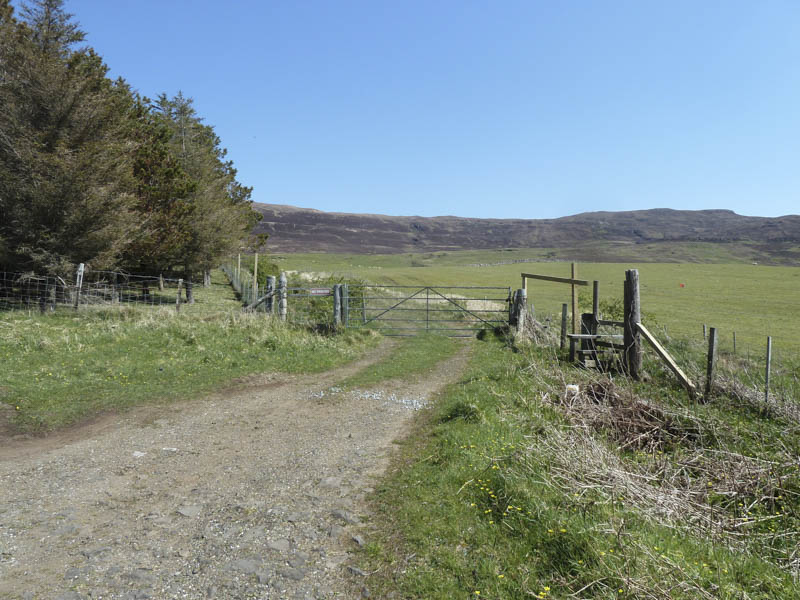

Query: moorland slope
[253,204,800,262]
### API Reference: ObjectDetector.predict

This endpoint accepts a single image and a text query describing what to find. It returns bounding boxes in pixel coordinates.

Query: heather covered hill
[252,203,800,262]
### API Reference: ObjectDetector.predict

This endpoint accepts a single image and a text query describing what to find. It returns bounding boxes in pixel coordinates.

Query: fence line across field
[1,268,231,312]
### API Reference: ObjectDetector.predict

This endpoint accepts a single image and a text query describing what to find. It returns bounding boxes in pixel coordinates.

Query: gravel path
[0,340,470,600]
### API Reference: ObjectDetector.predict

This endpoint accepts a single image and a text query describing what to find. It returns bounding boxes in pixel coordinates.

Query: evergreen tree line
[0,0,260,280]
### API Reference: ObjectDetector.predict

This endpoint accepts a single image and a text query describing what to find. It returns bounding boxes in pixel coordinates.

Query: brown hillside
[252,203,800,256]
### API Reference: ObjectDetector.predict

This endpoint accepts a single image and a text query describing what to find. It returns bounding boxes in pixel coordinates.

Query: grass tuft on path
[340,334,460,389]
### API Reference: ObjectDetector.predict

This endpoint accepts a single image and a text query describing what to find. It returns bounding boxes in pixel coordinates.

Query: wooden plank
[595,340,625,350]
[520,273,589,286]
[636,322,697,399]
[567,333,623,340]
[598,319,625,327]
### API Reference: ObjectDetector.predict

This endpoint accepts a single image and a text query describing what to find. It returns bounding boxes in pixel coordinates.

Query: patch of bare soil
[0,339,469,600]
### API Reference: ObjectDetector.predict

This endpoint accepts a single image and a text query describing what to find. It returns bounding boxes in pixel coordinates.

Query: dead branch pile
[557,379,704,452]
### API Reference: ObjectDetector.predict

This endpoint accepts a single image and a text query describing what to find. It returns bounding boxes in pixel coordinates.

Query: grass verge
[358,334,800,599]
[0,306,378,432]
[339,334,460,389]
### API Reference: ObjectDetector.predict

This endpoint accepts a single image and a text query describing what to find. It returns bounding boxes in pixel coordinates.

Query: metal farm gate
[343,284,510,337]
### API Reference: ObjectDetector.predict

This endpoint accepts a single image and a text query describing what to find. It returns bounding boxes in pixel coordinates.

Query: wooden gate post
[704,327,718,401]
[266,275,276,314]
[279,272,287,321]
[333,284,342,328]
[560,303,568,350]
[623,269,642,379]
[511,288,527,335]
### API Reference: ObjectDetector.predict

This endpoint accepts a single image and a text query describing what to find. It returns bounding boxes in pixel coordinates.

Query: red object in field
[679,283,685,288]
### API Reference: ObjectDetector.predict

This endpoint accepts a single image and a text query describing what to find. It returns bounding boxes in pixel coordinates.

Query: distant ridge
[252,203,800,261]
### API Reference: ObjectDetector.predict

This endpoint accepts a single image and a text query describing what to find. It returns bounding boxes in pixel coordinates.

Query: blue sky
[40,1,800,218]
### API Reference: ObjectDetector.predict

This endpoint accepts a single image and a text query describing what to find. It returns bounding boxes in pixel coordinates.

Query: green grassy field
[275,250,800,358]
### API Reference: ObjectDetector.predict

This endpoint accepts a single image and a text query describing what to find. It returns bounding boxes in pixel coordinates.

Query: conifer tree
[0,0,136,275]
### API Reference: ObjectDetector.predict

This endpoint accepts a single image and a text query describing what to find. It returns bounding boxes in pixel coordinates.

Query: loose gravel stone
[0,342,468,599]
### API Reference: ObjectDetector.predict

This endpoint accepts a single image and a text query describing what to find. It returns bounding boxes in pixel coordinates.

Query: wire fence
[0,269,234,313]
[221,261,340,327]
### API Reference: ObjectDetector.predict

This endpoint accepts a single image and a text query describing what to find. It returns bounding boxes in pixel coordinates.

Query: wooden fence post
[186,275,194,304]
[704,327,718,401]
[362,290,367,324]
[279,272,287,321]
[733,331,737,354]
[73,263,84,310]
[266,275,276,314]
[176,279,183,312]
[560,303,568,350]
[253,252,259,300]
[623,269,642,379]
[571,262,578,334]
[112,272,119,304]
[765,336,772,403]
[592,280,599,320]
[703,324,707,340]
[342,283,350,326]
[333,284,342,328]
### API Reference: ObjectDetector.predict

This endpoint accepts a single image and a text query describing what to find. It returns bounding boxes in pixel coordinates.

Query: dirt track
[0,341,470,600]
